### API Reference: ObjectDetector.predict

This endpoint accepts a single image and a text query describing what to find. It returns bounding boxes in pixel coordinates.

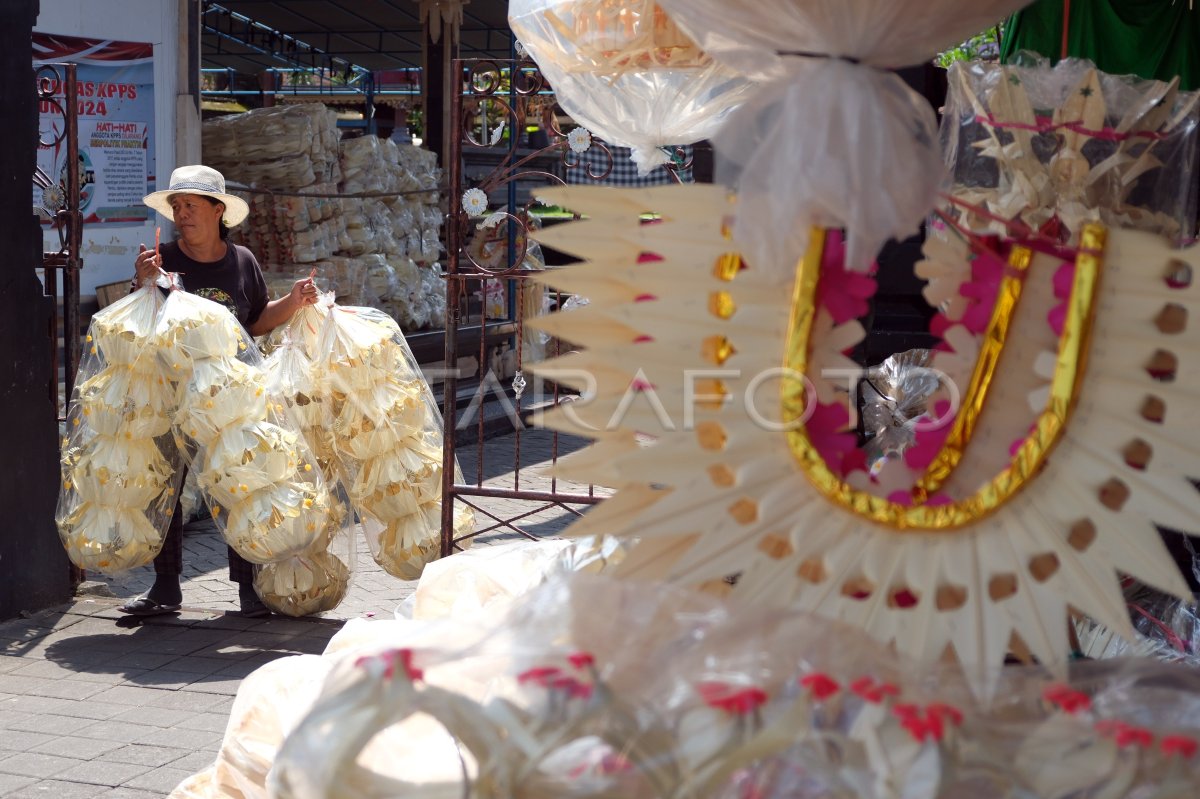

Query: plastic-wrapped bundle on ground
[259,574,1200,799]
[56,283,183,573]
[941,56,1200,244]
[158,289,338,571]
[317,303,474,578]
[510,0,756,174]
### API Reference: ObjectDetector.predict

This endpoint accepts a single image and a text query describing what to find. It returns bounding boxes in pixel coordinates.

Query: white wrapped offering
[175,358,269,446]
[68,436,172,508]
[156,289,247,370]
[77,362,174,439]
[88,283,162,365]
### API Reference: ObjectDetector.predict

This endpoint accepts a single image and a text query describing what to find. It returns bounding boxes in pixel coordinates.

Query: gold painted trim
[782,225,1106,531]
[913,245,1033,500]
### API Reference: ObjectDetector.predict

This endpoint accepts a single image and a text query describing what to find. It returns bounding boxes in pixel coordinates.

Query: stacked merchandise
[56,278,354,617]
[202,105,447,331]
[57,284,182,573]
[266,299,475,581]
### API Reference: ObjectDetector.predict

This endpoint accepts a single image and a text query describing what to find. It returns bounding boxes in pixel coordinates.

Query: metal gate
[437,58,608,556]
[34,62,83,422]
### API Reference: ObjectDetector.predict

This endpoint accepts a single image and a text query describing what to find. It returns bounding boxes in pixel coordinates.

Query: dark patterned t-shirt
[160,241,268,329]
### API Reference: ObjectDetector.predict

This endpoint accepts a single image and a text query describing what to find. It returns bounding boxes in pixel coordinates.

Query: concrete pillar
[175,0,201,165]
[0,0,72,621]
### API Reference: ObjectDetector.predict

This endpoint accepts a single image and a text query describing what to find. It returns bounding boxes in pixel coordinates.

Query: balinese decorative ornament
[461,187,489,219]
[942,56,1200,245]
[509,0,756,174]
[527,185,1197,695]
[416,0,468,45]
[653,0,1033,271]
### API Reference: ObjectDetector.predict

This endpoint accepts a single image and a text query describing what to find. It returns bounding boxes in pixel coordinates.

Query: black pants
[154,468,255,584]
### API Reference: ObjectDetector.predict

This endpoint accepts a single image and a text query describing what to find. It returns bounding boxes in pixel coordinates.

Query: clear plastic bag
[56,282,184,574]
[941,55,1200,244]
[262,574,1200,799]
[509,0,756,173]
[158,288,343,573]
[266,296,474,581]
[653,0,1032,270]
[257,335,357,617]
[858,349,944,474]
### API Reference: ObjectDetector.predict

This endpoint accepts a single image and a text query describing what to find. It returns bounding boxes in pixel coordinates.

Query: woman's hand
[133,243,162,284]
[289,276,319,308]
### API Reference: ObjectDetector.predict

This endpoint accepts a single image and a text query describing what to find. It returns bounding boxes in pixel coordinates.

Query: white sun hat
[142,164,250,226]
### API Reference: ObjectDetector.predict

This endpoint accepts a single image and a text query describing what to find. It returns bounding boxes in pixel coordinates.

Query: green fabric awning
[1001,0,1200,90]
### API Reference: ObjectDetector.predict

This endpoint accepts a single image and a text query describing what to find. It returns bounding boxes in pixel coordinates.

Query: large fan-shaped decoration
[527,184,1196,693]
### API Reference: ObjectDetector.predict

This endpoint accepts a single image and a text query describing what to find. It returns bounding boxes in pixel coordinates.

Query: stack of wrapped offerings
[158,288,350,614]
[56,284,183,574]
[203,104,447,330]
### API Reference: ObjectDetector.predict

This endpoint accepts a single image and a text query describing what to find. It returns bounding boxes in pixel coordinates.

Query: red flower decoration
[551,675,594,701]
[927,702,964,727]
[958,250,1006,335]
[567,651,595,670]
[1043,684,1091,715]
[518,666,563,687]
[800,673,840,701]
[1161,735,1198,759]
[904,400,954,472]
[356,648,423,681]
[637,251,664,262]
[634,293,657,302]
[850,676,899,704]
[893,705,946,743]
[697,681,769,715]
[1096,720,1154,749]
[815,230,878,325]
[1047,261,1075,336]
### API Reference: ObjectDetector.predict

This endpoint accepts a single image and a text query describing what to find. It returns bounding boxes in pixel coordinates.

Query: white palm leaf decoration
[526,184,1196,695]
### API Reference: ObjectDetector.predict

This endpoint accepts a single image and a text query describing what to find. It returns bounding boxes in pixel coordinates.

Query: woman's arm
[247,278,317,336]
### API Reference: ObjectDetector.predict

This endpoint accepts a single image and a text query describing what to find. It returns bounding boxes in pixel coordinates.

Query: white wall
[36,0,180,295]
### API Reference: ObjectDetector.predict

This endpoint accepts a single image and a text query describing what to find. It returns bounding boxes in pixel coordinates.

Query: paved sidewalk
[0,431,609,798]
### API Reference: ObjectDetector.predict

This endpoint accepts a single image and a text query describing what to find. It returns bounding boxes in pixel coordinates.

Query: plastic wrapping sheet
[510,0,755,173]
[857,349,944,473]
[256,573,1200,799]
[1076,581,1200,670]
[941,56,1200,244]
[158,289,342,571]
[56,283,184,574]
[651,0,1030,271]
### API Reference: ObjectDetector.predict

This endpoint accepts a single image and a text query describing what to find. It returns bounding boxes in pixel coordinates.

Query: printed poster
[34,34,155,226]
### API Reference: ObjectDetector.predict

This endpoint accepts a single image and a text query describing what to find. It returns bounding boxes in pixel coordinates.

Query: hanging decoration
[509,0,756,174]
[526,184,1198,695]
[416,0,469,44]
[652,0,1032,271]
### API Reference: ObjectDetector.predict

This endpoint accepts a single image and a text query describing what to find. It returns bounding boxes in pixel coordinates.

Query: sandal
[118,596,182,616]
[238,595,271,619]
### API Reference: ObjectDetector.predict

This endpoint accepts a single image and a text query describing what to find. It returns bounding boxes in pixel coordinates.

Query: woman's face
[169,194,223,242]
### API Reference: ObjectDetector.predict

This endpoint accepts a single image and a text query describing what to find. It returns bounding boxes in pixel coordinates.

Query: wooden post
[0,0,73,620]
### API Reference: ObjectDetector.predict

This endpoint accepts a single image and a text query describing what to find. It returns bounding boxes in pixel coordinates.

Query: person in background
[119,164,318,617]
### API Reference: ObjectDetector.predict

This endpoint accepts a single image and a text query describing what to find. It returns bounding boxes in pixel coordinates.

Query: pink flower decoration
[551,675,594,700]
[850,677,899,704]
[958,250,1006,334]
[807,402,858,477]
[904,400,953,472]
[567,651,595,670]
[518,666,563,687]
[637,251,663,263]
[815,230,878,325]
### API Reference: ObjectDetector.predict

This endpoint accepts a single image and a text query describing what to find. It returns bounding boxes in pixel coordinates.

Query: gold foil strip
[782,225,1105,531]
[913,245,1033,500]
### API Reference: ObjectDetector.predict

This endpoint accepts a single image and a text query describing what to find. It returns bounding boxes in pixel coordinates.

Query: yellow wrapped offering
[348,445,441,522]
[77,362,175,439]
[176,358,270,445]
[254,550,350,617]
[371,502,449,580]
[204,421,301,488]
[67,436,173,508]
[58,502,166,573]
[155,289,246,369]
[222,482,330,564]
[89,284,163,365]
